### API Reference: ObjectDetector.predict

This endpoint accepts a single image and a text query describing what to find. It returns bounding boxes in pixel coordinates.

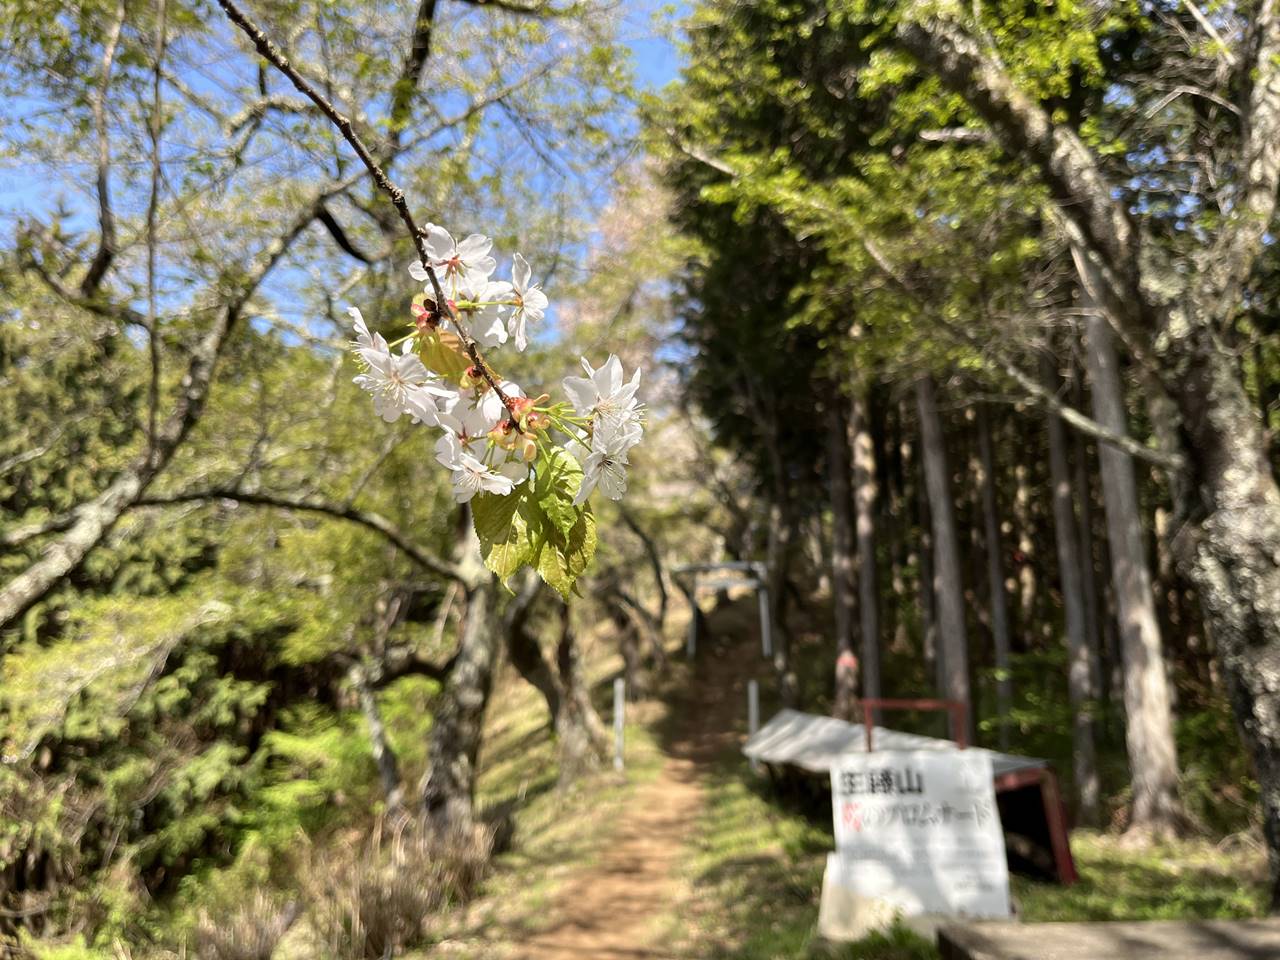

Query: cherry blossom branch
[215,0,522,422]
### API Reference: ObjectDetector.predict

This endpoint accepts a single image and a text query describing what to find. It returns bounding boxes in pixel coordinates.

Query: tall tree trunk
[1083,310,1185,836]
[419,572,498,836]
[851,385,882,711]
[555,603,610,784]
[889,404,913,656]
[915,375,971,740]
[975,403,1013,750]
[765,498,798,705]
[1013,460,1038,643]
[827,399,859,719]
[1042,354,1101,825]
[418,519,498,836]
[762,403,798,704]
[504,575,560,727]
[916,458,939,688]
[1166,323,1280,908]
[1069,365,1106,709]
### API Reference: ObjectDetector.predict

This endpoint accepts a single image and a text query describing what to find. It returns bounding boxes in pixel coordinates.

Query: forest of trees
[1,0,1279,957]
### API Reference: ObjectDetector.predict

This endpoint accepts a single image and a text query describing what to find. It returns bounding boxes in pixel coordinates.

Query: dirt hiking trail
[511,606,761,960]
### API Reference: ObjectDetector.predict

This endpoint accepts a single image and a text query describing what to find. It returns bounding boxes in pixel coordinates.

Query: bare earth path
[510,619,754,960]
[509,750,705,959]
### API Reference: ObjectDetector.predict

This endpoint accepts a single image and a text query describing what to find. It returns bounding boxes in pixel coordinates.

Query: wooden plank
[939,920,1280,960]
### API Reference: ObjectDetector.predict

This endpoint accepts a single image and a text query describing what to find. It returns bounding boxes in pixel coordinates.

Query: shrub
[192,892,301,960]
[307,816,490,959]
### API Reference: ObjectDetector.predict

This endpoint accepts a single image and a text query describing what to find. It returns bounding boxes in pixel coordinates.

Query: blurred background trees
[2,0,1280,954]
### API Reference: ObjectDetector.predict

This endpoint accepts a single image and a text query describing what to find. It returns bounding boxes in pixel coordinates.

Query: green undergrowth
[1013,831,1268,921]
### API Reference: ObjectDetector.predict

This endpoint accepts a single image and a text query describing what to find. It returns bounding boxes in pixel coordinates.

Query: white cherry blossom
[453,278,512,348]
[562,354,644,436]
[351,324,453,424]
[410,225,496,295]
[449,454,526,503]
[508,253,549,352]
[434,381,524,469]
[351,226,643,545]
[571,419,636,505]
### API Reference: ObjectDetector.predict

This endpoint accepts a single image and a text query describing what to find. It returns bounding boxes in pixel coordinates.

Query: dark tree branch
[80,0,127,298]
[455,0,584,16]
[134,487,470,587]
[317,203,376,263]
[389,0,439,137]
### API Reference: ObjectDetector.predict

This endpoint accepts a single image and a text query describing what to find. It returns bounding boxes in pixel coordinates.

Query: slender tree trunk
[851,385,881,711]
[419,573,498,836]
[1013,460,1038,643]
[1042,354,1101,825]
[354,666,405,812]
[891,412,914,656]
[504,576,560,727]
[915,375,971,740]
[555,603,610,784]
[1070,366,1106,709]
[762,402,798,703]
[1083,310,1185,836]
[917,462,939,687]
[975,403,1013,749]
[827,399,859,719]
[766,498,798,705]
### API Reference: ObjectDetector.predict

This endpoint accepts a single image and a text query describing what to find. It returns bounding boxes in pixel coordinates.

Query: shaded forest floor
[423,594,1271,960]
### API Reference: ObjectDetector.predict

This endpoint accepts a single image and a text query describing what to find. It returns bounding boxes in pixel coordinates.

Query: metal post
[747,679,760,773]
[613,677,625,772]
[757,583,773,658]
[686,573,698,658]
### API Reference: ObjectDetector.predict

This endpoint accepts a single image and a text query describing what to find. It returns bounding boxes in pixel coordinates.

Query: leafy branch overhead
[218,0,645,598]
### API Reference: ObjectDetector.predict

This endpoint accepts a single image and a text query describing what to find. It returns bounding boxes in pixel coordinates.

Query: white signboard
[827,750,1010,918]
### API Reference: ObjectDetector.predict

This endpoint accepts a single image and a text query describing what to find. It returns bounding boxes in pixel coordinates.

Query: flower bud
[527,411,551,431]
[520,435,538,462]
[411,294,439,332]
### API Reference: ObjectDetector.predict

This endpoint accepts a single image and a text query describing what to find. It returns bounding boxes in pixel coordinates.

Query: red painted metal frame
[859,697,969,749]
[993,767,1079,886]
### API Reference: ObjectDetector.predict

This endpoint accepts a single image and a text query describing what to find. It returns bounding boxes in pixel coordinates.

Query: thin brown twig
[80,0,127,297]
[215,0,524,425]
[145,0,169,458]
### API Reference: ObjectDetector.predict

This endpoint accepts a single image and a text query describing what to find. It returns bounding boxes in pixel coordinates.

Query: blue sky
[0,2,689,352]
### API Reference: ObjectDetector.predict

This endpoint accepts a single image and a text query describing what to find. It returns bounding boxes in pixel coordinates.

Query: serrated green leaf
[472,488,523,544]
[534,448,584,539]
[527,499,597,602]
[473,489,534,583]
